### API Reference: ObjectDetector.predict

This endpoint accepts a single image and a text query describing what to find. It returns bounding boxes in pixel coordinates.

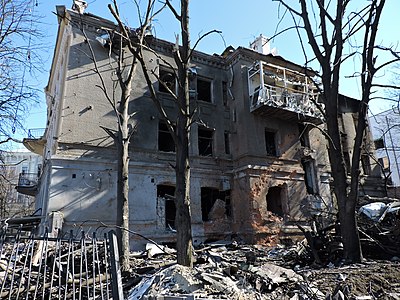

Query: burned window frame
[158,122,175,152]
[157,184,176,229]
[222,81,228,106]
[158,67,176,94]
[200,187,231,222]
[298,123,310,148]
[266,186,284,217]
[197,77,212,103]
[265,129,277,156]
[224,131,231,155]
[361,154,372,175]
[198,127,214,157]
[374,138,385,150]
[301,158,320,195]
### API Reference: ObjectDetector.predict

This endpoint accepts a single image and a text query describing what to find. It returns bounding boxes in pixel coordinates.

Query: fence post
[108,230,124,300]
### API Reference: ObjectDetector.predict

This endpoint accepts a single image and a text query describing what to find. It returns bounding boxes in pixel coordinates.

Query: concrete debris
[358,200,400,257]
[146,243,177,258]
[125,240,400,299]
[207,199,227,221]
[359,201,400,222]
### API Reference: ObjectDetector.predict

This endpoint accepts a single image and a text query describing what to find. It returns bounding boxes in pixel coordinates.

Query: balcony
[248,61,324,125]
[23,128,46,155]
[16,173,39,196]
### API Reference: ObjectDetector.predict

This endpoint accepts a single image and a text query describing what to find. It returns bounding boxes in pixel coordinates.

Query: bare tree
[144,0,195,267]
[68,8,148,271]
[108,0,196,266]
[69,0,197,269]
[107,0,220,266]
[275,0,400,262]
[0,0,42,146]
[67,0,171,269]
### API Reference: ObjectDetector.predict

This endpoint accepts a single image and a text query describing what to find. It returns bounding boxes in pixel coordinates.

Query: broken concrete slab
[247,263,302,284]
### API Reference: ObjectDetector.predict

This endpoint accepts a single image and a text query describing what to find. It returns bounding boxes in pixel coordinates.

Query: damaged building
[21,6,383,249]
[369,108,400,198]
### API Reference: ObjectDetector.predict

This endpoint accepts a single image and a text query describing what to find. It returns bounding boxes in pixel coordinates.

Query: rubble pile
[358,200,400,258]
[124,240,400,299]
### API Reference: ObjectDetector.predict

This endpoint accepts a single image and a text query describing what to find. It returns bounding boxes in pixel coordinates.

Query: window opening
[157,185,176,229]
[378,156,390,171]
[374,138,385,149]
[361,154,371,175]
[224,131,230,155]
[298,124,310,147]
[21,166,28,175]
[222,81,228,106]
[266,186,283,217]
[158,122,175,152]
[37,164,42,177]
[301,158,319,195]
[224,193,232,218]
[198,127,213,156]
[159,68,176,93]
[201,187,230,221]
[197,78,212,102]
[265,130,277,156]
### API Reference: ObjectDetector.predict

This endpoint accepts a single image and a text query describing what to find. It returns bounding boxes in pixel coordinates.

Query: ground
[124,241,400,299]
[295,260,400,299]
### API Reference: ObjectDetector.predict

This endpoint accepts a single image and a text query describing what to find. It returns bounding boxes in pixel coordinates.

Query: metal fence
[0,226,123,299]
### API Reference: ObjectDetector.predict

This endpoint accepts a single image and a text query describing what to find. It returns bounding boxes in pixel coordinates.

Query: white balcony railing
[250,84,324,120]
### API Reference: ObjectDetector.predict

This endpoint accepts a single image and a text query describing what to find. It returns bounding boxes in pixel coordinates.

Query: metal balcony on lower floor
[16,173,39,196]
[250,84,324,125]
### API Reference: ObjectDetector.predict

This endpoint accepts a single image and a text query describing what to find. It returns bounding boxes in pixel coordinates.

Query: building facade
[369,108,400,198]
[0,149,42,218]
[22,6,381,248]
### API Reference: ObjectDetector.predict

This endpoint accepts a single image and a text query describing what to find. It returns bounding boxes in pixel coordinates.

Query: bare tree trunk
[324,88,363,262]
[175,119,193,266]
[173,0,194,267]
[116,86,131,271]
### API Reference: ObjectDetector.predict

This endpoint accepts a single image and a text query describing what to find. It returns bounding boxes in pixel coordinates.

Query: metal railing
[0,226,123,299]
[250,84,324,120]
[18,173,39,187]
[27,128,45,139]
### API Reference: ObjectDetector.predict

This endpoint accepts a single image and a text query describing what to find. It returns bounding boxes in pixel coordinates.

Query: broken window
[374,138,385,149]
[301,159,319,195]
[197,77,212,102]
[198,127,213,156]
[158,68,176,93]
[37,164,42,177]
[157,185,176,229]
[222,81,228,106]
[378,156,390,171]
[21,166,28,175]
[361,154,371,175]
[298,124,310,148]
[224,131,230,155]
[266,186,283,217]
[265,130,277,156]
[201,187,231,221]
[158,122,175,152]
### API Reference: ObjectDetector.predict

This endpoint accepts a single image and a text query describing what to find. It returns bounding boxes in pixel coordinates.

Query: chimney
[72,0,88,14]
[249,34,272,55]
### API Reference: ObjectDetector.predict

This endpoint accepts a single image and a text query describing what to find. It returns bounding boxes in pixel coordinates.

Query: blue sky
[22,0,400,143]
